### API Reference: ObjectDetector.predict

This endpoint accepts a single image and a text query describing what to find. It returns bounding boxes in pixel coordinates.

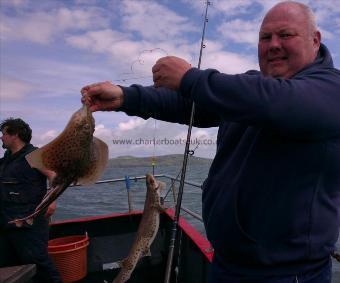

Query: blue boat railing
[71,174,204,223]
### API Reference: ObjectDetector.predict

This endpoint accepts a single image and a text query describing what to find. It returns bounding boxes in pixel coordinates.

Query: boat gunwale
[50,208,213,262]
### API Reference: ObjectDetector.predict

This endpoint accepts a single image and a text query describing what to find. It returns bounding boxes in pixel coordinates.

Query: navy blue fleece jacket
[120,43,340,276]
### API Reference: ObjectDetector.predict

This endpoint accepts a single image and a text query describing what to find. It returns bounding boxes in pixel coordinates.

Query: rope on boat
[163,2,211,283]
[124,175,133,212]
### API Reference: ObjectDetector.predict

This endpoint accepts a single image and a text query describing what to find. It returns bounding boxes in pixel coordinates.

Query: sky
[1,0,340,159]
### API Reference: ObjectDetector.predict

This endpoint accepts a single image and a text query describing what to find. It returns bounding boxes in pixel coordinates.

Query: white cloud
[185,0,256,17]
[318,27,334,40]
[94,123,113,142]
[57,7,107,30]
[213,0,254,16]
[256,0,285,16]
[218,19,260,46]
[88,117,217,159]
[336,18,340,28]
[1,14,52,44]
[309,1,340,22]
[201,40,258,73]
[308,1,340,38]
[40,130,59,142]
[0,0,30,8]
[1,7,109,44]
[193,129,213,139]
[118,118,147,131]
[2,55,116,101]
[1,0,339,160]
[66,29,129,53]
[66,29,190,78]
[66,29,152,74]
[205,51,258,74]
[120,1,197,42]
[0,76,35,100]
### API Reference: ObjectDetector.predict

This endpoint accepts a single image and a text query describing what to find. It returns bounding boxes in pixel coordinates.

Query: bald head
[263,1,318,35]
[258,1,321,78]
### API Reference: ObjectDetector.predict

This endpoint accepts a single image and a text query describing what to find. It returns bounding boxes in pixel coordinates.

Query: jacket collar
[3,143,34,162]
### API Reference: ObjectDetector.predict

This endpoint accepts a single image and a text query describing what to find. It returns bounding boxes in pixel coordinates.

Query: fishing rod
[163,1,210,283]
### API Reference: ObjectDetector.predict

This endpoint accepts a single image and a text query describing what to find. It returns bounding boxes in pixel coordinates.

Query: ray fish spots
[113,174,165,283]
[9,105,108,227]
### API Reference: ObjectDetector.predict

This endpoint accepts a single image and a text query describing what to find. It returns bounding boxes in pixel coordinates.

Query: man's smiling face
[258,3,320,79]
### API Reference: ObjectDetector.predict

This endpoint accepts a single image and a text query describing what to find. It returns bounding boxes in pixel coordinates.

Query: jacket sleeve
[119,84,220,128]
[180,67,340,140]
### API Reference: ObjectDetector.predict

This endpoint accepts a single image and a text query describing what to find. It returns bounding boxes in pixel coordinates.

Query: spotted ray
[113,174,165,283]
[9,105,108,227]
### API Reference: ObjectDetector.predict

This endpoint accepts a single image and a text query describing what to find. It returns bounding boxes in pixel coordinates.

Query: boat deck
[50,209,213,283]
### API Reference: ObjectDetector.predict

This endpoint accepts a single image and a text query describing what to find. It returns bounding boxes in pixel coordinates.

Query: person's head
[258,1,321,79]
[0,118,32,150]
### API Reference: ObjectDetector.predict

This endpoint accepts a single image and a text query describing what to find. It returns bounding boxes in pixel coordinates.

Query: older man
[81,1,340,282]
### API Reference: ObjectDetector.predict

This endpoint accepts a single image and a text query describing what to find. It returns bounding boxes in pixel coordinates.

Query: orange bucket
[48,235,89,283]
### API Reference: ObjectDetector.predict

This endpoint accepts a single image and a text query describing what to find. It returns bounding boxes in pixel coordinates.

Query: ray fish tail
[8,105,108,227]
[8,180,72,227]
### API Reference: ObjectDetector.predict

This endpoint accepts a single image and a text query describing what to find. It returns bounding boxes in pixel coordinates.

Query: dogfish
[112,174,165,283]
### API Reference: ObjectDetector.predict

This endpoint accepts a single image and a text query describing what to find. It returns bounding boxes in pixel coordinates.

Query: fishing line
[162,142,200,202]
[163,2,211,283]
[114,48,168,83]
[112,75,152,83]
[163,170,181,202]
[151,118,157,175]
[130,48,168,73]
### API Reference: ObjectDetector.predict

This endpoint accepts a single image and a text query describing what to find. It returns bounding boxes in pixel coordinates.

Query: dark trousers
[0,218,61,283]
[208,258,332,283]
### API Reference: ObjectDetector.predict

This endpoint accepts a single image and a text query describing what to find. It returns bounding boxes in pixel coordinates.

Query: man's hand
[152,56,191,90]
[81,81,124,112]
